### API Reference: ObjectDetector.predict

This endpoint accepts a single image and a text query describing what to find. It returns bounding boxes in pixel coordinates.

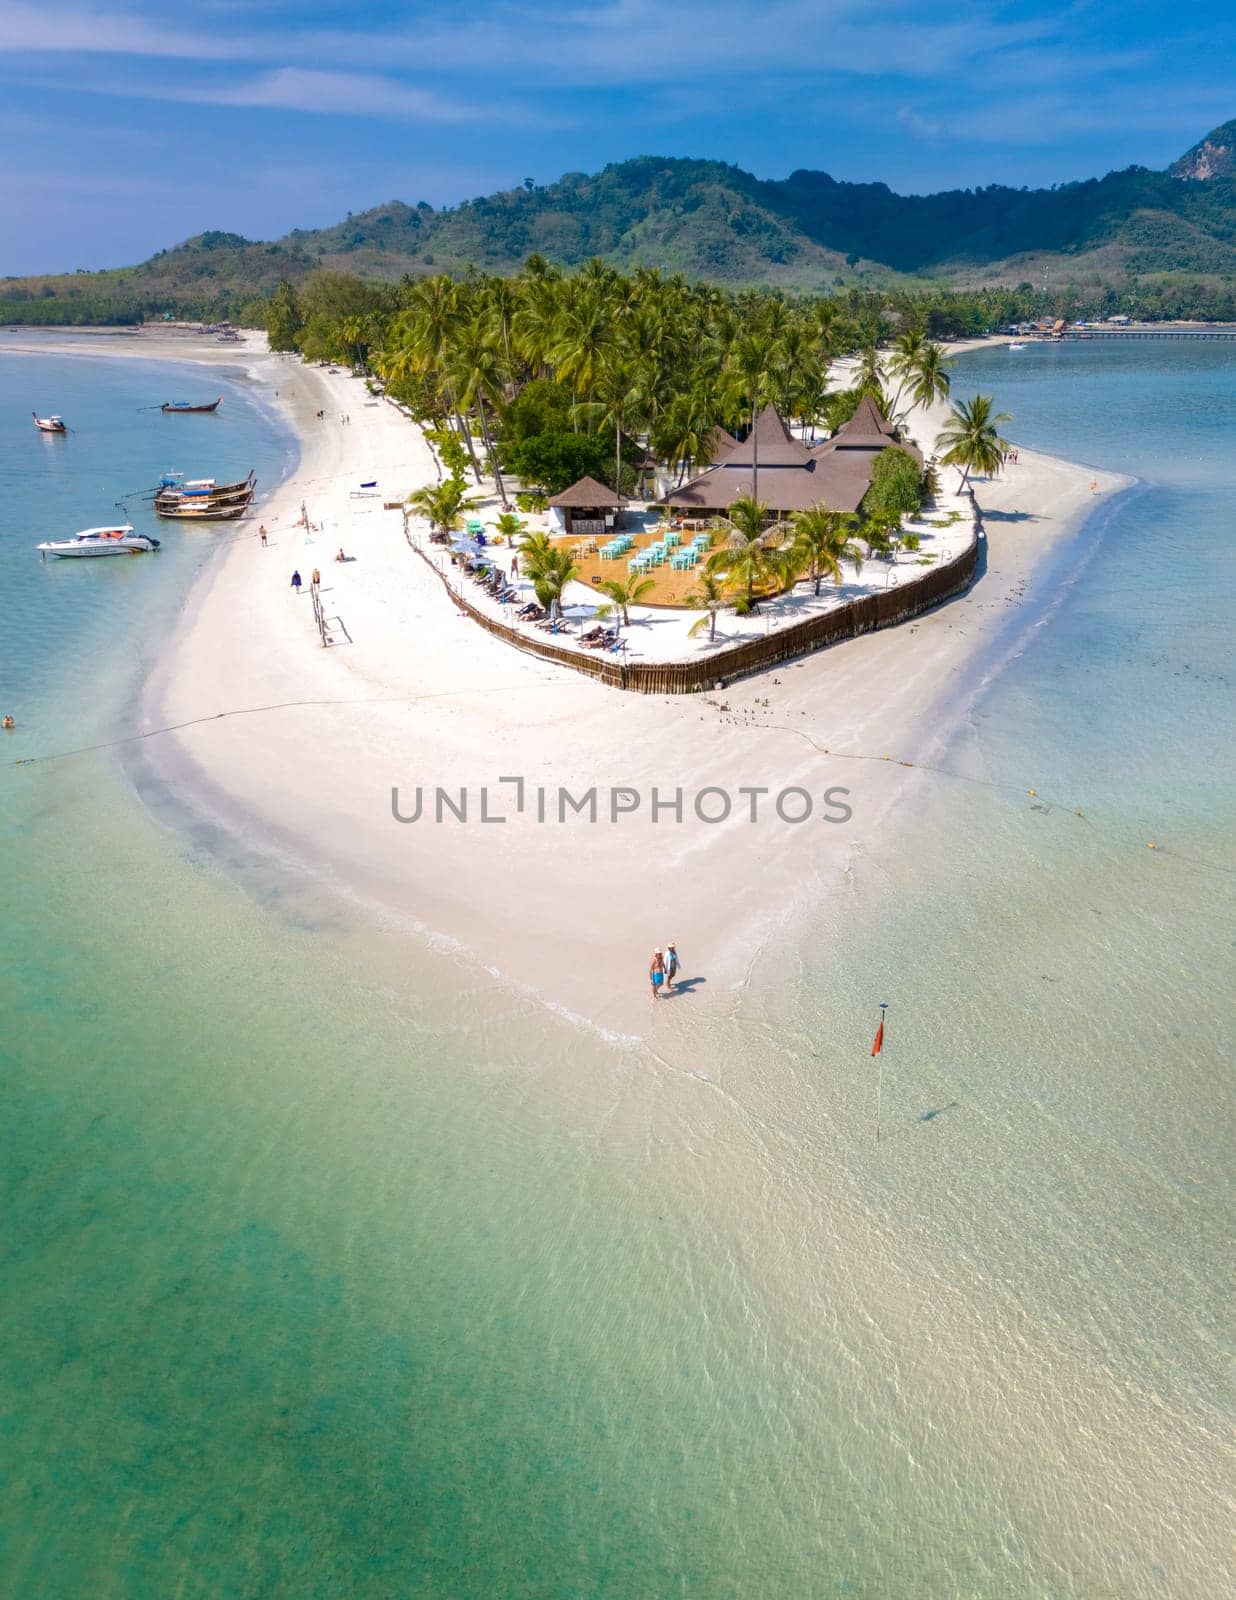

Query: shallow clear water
[1,339,1232,1597]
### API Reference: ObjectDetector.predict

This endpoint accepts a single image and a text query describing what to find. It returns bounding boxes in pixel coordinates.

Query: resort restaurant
[659,397,920,521]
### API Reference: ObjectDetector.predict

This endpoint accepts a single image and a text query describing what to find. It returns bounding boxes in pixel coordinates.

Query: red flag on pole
[871,1019,884,1056]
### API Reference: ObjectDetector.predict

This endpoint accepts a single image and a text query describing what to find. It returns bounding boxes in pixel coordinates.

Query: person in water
[649,948,666,999]
[665,942,680,991]
[291,569,302,593]
[2,715,14,730]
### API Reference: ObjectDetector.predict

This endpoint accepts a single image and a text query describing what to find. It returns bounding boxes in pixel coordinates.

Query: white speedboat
[1008,341,1026,350]
[33,412,67,433]
[37,525,160,559]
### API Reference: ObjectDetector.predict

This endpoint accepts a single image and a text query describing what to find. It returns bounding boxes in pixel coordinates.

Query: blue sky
[2,0,1232,274]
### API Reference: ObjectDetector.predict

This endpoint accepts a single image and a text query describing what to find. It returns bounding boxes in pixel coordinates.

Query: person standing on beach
[291,569,302,594]
[311,567,321,589]
[650,949,666,999]
[665,942,681,991]
[259,525,268,546]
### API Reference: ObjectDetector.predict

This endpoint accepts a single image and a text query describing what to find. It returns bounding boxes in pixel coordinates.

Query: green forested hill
[3,121,1233,323]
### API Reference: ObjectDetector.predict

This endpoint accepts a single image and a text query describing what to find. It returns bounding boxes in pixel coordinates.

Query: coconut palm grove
[267,260,1009,632]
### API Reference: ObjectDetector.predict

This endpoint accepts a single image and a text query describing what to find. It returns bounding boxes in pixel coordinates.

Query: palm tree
[338,314,374,371]
[655,374,724,485]
[850,345,886,401]
[935,394,1012,490]
[548,286,614,418]
[886,329,926,413]
[445,316,509,504]
[571,359,649,498]
[527,547,579,613]
[516,531,578,611]
[686,570,728,641]
[494,511,522,546]
[596,573,655,627]
[724,330,783,504]
[406,479,477,537]
[388,276,483,481]
[904,343,952,415]
[511,274,560,376]
[789,509,865,594]
[705,495,785,611]
[775,322,825,438]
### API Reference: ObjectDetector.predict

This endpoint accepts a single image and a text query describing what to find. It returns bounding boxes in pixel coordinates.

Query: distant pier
[1061,326,1236,341]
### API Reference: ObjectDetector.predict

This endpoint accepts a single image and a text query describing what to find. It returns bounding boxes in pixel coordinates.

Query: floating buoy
[1028,788,1036,796]
[1147,841,1156,850]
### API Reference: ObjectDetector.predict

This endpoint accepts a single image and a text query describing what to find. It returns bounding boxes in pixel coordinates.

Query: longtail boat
[161,397,223,414]
[155,481,254,507]
[154,496,252,521]
[34,413,67,433]
[157,469,253,492]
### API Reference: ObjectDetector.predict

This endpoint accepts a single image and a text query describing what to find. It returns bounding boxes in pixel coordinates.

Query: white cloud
[172,68,474,123]
[0,1,242,57]
[31,65,560,129]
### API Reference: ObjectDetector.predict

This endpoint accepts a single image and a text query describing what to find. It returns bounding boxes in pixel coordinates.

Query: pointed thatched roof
[720,403,813,468]
[706,426,741,465]
[659,400,918,517]
[547,475,627,509]
[823,393,908,452]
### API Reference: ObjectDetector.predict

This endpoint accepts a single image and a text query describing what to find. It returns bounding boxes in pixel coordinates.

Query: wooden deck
[552,525,714,608]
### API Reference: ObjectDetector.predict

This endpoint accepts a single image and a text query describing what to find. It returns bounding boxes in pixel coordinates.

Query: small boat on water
[156,469,253,496]
[1008,341,1027,351]
[155,482,253,507]
[33,413,67,433]
[38,525,160,558]
[153,467,255,519]
[154,499,250,522]
[161,397,223,413]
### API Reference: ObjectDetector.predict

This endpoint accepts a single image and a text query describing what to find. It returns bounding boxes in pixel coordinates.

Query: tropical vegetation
[934,396,1013,490]
[789,511,866,595]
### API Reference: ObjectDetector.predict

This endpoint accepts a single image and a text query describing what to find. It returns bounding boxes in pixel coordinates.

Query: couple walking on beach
[649,943,681,999]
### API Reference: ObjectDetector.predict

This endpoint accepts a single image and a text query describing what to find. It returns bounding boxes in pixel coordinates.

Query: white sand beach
[23,327,1127,1039]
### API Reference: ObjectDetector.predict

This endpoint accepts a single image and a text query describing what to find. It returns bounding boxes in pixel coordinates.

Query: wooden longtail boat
[161,397,223,413]
[156,469,254,496]
[154,496,252,521]
[155,482,254,509]
[34,412,67,433]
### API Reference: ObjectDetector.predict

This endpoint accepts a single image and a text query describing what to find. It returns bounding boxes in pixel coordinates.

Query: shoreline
[12,327,1128,1039]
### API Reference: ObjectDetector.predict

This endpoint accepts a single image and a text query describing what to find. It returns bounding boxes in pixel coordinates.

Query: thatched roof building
[547,475,627,534]
[660,399,920,518]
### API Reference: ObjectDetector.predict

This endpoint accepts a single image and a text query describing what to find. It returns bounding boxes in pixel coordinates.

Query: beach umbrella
[561,602,600,621]
[450,536,484,557]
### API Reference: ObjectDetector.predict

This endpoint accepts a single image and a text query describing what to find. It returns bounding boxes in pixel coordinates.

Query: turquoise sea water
[1,338,1232,1597]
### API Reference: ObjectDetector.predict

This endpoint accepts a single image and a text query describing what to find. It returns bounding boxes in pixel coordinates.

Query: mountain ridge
[3,121,1232,322]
